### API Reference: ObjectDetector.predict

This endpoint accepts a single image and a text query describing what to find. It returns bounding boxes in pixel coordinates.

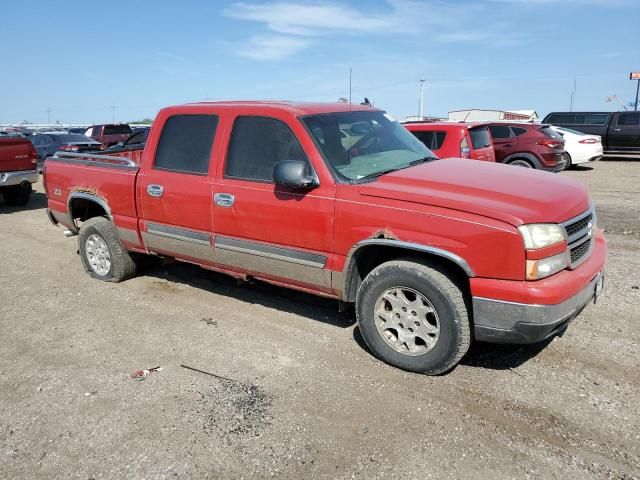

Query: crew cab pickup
[1,136,39,205]
[542,111,640,155]
[44,101,606,375]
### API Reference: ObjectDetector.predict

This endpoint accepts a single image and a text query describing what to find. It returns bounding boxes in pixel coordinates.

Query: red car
[488,123,566,171]
[0,136,39,205]
[405,122,495,161]
[44,101,606,375]
[84,124,132,148]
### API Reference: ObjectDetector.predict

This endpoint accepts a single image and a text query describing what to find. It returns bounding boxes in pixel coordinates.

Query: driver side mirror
[273,160,318,189]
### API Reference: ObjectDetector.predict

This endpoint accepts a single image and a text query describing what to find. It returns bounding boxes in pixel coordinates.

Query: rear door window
[153,114,218,175]
[224,116,308,182]
[468,127,491,149]
[411,131,446,150]
[617,113,640,126]
[488,125,512,139]
[511,127,528,136]
[546,114,575,124]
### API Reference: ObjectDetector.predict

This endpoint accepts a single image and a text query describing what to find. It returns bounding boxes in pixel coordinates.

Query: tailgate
[0,137,37,172]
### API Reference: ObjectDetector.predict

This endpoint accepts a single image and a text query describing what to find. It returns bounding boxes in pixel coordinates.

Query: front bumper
[0,169,39,187]
[473,272,604,343]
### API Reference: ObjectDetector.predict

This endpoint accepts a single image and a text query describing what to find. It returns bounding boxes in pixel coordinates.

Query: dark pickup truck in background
[542,111,640,155]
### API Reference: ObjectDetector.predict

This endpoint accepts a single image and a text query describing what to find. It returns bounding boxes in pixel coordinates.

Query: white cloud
[224,1,423,36]
[236,35,312,61]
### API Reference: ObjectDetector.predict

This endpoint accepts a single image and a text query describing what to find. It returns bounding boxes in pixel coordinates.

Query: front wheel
[356,260,470,375]
[78,216,137,282]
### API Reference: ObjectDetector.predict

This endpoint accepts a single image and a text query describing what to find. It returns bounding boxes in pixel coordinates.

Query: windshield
[302,110,435,181]
[55,134,97,143]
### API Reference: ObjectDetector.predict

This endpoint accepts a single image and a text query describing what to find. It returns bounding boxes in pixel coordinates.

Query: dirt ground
[1,159,639,479]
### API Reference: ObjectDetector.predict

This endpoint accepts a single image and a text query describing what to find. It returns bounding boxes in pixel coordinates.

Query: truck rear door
[137,113,219,264]
[608,112,640,151]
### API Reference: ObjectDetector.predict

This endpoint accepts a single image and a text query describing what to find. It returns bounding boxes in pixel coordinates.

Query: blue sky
[1,0,639,124]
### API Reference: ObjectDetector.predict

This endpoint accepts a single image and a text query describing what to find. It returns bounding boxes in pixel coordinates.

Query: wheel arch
[67,191,112,232]
[502,152,542,169]
[341,239,474,302]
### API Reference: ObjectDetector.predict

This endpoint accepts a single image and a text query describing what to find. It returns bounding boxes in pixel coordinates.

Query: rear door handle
[214,193,234,207]
[147,184,164,197]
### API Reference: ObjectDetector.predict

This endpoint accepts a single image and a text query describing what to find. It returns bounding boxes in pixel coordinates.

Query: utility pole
[418,79,426,119]
[46,107,51,124]
[569,78,576,112]
[635,79,639,111]
[110,104,117,123]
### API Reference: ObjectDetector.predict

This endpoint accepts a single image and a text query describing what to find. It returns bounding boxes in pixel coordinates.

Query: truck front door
[608,112,640,151]
[212,114,335,293]
[138,113,219,264]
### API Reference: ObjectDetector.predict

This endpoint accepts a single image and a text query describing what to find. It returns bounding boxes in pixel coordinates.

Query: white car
[548,125,603,169]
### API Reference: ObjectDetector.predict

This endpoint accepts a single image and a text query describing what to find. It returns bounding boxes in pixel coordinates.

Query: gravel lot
[1,159,638,479]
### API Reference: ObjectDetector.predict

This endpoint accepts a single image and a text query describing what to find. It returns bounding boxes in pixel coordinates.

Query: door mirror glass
[273,160,318,189]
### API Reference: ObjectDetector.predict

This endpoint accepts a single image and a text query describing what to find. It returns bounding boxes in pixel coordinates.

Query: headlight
[526,252,569,280]
[518,224,566,249]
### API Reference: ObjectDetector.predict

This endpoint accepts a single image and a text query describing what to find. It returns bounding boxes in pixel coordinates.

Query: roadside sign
[631,72,640,80]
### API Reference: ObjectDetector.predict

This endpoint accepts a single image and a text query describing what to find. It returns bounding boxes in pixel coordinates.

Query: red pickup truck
[44,101,606,375]
[1,136,39,205]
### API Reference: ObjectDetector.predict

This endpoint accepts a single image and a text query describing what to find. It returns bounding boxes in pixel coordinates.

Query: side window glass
[153,114,218,174]
[225,116,308,182]
[618,113,640,126]
[489,126,512,139]
[511,127,527,136]
[412,131,446,150]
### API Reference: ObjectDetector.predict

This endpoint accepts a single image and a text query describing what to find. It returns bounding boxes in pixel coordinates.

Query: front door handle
[214,193,234,207]
[147,184,164,197]
[613,128,621,132]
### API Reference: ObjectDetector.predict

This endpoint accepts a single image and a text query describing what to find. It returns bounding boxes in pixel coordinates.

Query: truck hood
[358,159,590,226]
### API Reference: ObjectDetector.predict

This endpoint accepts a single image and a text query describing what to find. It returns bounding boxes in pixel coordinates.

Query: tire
[507,158,533,168]
[2,182,32,206]
[563,153,572,170]
[78,216,137,282]
[355,259,471,375]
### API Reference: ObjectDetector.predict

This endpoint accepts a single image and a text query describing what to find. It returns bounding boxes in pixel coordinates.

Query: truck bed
[45,152,140,235]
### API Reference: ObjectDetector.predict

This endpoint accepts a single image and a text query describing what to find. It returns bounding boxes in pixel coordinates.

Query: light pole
[418,79,426,119]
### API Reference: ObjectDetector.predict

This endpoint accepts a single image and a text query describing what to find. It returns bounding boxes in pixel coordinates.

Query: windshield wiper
[357,167,402,182]
[409,156,438,166]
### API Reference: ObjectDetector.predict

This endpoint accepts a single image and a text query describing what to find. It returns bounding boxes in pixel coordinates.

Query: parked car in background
[104,127,149,163]
[405,122,495,161]
[542,111,640,156]
[0,136,38,205]
[548,126,603,169]
[30,133,102,170]
[488,123,566,171]
[84,124,132,147]
[44,101,606,375]
[67,127,88,134]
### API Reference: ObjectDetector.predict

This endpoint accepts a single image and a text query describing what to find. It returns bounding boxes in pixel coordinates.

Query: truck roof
[404,121,491,129]
[179,101,379,116]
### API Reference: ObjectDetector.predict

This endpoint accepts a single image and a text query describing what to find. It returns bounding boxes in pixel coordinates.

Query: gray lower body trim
[116,226,140,245]
[473,272,603,343]
[0,170,39,187]
[143,222,214,262]
[214,236,330,288]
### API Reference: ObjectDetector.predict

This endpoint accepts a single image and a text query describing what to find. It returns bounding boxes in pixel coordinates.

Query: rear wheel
[355,259,470,375]
[78,216,137,282]
[563,153,572,170]
[2,182,32,206]
[508,158,533,168]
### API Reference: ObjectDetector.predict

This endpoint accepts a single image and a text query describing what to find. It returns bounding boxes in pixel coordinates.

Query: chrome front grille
[561,207,595,268]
